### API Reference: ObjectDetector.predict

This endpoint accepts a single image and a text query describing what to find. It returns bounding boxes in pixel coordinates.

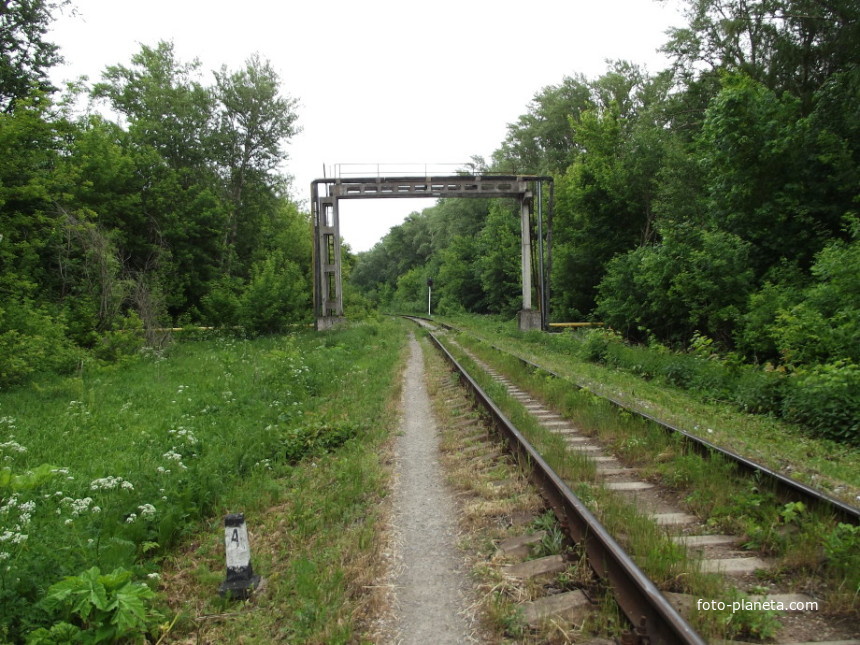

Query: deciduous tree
[0,0,67,112]
[213,54,299,274]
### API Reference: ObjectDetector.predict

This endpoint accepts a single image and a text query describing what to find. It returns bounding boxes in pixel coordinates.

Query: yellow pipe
[548,322,605,328]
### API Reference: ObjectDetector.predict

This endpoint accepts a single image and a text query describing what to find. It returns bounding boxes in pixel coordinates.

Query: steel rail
[447,327,860,525]
[426,329,705,645]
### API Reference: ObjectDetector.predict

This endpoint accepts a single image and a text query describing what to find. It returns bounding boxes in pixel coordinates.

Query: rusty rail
[445,326,860,525]
[426,329,705,645]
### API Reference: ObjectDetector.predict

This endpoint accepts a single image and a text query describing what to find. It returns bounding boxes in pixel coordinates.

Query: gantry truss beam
[327,175,531,200]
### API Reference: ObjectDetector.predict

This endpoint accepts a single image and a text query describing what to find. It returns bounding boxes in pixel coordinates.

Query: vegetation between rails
[421,333,586,643]
[440,332,859,641]
[444,314,860,502]
[0,320,406,643]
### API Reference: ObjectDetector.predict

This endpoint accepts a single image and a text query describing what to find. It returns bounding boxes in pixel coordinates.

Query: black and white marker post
[219,513,261,600]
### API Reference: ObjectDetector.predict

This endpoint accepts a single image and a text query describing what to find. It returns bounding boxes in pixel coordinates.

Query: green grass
[0,320,407,643]
[439,332,849,641]
[441,314,860,502]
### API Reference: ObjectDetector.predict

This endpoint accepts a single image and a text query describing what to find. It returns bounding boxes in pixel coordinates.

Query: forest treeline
[350,0,859,441]
[2,1,858,439]
[1,2,311,387]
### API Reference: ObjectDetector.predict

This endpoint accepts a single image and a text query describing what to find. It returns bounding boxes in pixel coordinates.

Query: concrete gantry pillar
[520,193,532,310]
[314,194,345,330]
[518,191,541,331]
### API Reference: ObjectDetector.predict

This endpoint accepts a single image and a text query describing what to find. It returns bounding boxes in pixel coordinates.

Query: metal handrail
[331,162,475,178]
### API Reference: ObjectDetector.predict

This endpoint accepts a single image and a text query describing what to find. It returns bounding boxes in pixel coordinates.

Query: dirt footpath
[380,334,477,644]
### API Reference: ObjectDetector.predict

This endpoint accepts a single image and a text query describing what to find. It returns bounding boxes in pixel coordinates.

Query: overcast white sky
[49,0,684,252]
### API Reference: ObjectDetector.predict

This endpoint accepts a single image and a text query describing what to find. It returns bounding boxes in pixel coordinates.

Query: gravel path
[386,334,475,644]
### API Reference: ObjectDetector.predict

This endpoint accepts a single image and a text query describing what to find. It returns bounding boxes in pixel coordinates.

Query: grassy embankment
[442,314,859,501]
[436,317,859,638]
[0,320,407,643]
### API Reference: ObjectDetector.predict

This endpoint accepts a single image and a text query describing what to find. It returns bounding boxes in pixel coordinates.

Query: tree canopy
[0,0,67,112]
[351,0,859,375]
[1,31,308,386]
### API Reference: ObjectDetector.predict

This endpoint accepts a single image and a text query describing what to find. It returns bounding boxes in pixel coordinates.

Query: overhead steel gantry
[311,174,553,331]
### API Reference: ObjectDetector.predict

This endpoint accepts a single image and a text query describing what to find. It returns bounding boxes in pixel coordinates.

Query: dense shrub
[734,262,807,361]
[782,361,860,443]
[0,301,81,387]
[567,328,858,443]
[662,360,697,388]
[239,255,309,333]
[199,256,310,334]
[769,230,860,367]
[731,368,786,415]
[579,328,618,363]
[199,276,243,328]
[389,267,429,315]
[595,226,754,344]
[91,314,146,362]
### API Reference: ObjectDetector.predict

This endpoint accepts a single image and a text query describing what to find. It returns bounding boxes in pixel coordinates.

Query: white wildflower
[90,476,134,491]
[169,427,198,445]
[70,498,90,515]
[62,496,100,516]
[0,440,27,454]
[0,495,18,515]
[138,504,156,519]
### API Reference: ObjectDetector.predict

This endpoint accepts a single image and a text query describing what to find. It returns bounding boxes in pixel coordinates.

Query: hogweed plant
[26,566,161,644]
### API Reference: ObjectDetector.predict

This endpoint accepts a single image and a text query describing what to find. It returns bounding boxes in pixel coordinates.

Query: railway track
[404,316,860,644]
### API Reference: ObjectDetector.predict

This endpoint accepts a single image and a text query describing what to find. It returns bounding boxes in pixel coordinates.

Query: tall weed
[0,321,402,641]
[565,329,858,443]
